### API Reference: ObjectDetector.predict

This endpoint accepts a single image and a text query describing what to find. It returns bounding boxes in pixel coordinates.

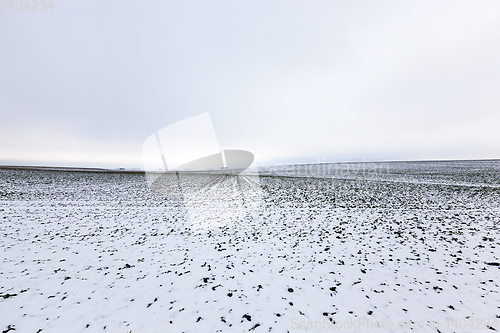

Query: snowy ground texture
[1,161,499,333]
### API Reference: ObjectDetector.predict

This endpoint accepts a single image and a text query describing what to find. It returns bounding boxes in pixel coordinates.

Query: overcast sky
[1,1,499,168]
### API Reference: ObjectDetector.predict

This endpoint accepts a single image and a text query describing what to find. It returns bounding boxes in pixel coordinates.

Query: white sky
[1,1,499,168]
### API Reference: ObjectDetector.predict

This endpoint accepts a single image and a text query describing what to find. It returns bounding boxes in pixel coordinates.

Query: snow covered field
[1,161,499,333]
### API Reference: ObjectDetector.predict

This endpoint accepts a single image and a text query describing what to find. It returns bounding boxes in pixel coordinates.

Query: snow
[1,162,499,332]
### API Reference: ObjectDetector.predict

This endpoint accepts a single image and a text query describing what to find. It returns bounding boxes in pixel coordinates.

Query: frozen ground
[0,161,499,333]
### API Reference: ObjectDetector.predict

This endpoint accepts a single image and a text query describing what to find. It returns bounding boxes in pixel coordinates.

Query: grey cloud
[1,0,499,168]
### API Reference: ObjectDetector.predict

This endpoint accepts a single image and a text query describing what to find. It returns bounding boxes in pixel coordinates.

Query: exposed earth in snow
[1,160,499,332]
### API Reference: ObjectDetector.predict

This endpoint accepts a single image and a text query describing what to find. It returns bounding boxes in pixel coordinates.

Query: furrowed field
[1,161,499,332]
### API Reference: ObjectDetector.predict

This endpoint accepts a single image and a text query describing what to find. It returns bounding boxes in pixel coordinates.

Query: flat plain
[1,160,499,332]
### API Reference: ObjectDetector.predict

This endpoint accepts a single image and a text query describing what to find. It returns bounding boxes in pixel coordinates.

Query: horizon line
[1,158,499,173]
